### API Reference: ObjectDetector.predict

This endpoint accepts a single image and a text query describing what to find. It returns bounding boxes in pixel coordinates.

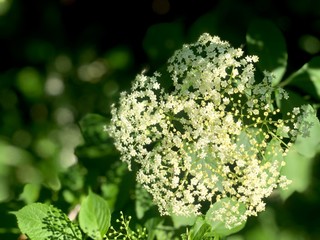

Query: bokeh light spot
[45,74,65,96]
[16,67,43,100]
[299,35,320,54]
[34,138,57,159]
[54,107,74,125]
[0,0,11,16]
[78,60,107,83]
[105,47,133,70]
[12,130,32,149]
[54,55,72,73]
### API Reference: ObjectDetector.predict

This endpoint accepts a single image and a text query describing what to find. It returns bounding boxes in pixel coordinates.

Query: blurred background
[0,0,320,239]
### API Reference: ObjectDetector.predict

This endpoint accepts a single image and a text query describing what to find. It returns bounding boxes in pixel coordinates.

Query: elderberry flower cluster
[107,33,307,228]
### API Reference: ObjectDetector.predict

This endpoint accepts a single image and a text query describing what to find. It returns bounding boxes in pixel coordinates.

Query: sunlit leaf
[12,203,82,240]
[263,138,283,164]
[280,147,313,200]
[0,141,33,166]
[19,183,41,204]
[135,183,154,220]
[171,214,197,229]
[79,190,111,239]
[280,105,320,200]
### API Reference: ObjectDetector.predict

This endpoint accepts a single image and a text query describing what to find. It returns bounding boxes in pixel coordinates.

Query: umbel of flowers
[107,33,306,229]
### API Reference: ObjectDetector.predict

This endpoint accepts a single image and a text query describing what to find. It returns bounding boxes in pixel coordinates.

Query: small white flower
[293,107,300,115]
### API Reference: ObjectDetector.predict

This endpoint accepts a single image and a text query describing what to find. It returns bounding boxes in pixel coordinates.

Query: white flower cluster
[107,33,306,228]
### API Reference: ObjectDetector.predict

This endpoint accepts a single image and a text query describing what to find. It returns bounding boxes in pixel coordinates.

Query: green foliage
[12,191,149,240]
[18,183,41,204]
[181,218,212,240]
[12,203,82,240]
[280,105,320,199]
[79,190,111,239]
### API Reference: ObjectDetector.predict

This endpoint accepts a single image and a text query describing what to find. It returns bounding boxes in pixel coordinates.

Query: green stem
[278,77,292,88]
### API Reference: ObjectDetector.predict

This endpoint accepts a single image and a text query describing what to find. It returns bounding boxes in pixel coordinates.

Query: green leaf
[78,113,109,144]
[12,203,82,240]
[171,214,197,229]
[12,203,50,240]
[292,105,320,158]
[280,105,320,200]
[79,190,111,239]
[276,89,310,112]
[205,198,246,237]
[135,183,154,219]
[263,138,283,164]
[185,217,212,240]
[280,146,313,200]
[237,128,264,155]
[246,19,287,85]
[19,183,41,204]
[282,56,320,100]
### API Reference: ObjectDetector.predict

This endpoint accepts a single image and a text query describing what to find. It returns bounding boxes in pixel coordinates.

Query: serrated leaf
[205,198,246,237]
[79,190,111,239]
[246,19,287,85]
[12,203,51,240]
[12,203,82,240]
